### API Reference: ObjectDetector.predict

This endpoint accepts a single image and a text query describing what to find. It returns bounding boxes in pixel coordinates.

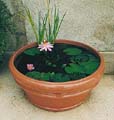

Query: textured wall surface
[21,0,114,51]
[3,0,27,50]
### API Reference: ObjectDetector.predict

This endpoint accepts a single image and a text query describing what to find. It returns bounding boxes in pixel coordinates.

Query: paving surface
[0,61,114,120]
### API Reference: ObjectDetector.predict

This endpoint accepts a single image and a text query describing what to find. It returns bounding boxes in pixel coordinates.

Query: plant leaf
[81,61,99,74]
[65,63,84,74]
[63,48,82,55]
[24,6,39,43]
[70,55,89,63]
[26,71,70,82]
[26,71,50,81]
[24,48,41,56]
[50,73,70,82]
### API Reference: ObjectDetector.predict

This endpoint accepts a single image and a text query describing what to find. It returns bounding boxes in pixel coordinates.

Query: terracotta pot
[9,39,105,111]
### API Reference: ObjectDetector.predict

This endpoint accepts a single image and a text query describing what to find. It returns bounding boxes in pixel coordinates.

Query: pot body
[9,40,105,111]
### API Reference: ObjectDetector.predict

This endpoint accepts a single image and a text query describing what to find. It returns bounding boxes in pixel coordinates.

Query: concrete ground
[0,58,114,120]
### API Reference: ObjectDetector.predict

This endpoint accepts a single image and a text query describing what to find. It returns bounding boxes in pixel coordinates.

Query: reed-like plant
[46,6,66,44]
[25,0,66,51]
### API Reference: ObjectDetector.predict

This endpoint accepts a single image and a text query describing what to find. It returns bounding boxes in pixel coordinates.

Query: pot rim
[9,39,105,86]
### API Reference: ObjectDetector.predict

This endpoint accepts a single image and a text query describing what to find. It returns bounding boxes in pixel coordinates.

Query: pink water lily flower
[27,64,35,71]
[38,40,53,52]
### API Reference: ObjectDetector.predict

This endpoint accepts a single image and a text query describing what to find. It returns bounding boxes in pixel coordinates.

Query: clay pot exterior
[9,40,105,111]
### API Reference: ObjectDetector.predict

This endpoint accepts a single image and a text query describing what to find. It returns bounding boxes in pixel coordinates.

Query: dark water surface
[14,43,100,82]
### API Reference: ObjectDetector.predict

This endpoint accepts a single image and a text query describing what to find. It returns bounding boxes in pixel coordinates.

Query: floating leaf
[26,71,70,82]
[26,71,50,81]
[69,73,87,80]
[82,53,99,61]
[50,73,70,82]
[81,61,99,74]
[24,48,41,56]
[88,54,99,62]
[70,53,99,65]
[65,63,85,74]
[70,55,89,63]
[40,72,50,80]
[46,61,57,67]
[63,48,82,55]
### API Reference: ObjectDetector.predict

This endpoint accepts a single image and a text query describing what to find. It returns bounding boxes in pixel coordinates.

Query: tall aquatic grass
[25,0,66,44]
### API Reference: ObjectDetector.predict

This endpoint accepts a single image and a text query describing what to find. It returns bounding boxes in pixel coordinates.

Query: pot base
[33,101,83,112]
[26,91,90,112]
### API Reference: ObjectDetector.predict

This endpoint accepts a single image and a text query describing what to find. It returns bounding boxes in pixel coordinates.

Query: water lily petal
[38,41,53,52]
[27,64,35,71]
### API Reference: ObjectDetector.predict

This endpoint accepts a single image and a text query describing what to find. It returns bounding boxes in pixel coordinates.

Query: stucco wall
[3,0,27,50]
[6,0,114,51]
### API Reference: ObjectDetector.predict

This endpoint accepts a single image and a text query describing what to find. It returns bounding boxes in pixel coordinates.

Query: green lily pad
[84,53,99,62]
[63,48,82,55]
[81,61,99,74]
[26,71,70,82]
[26,71,50,81]
[24,48,41,56]
[65,63,85,74]
[70,54,89,63]
[40,73,50,80]
[50,73,70,82]
[69,73,87,80]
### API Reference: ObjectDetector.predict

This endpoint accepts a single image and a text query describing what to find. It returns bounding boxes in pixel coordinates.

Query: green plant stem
[25,7,39,43]
[24,1,66,45]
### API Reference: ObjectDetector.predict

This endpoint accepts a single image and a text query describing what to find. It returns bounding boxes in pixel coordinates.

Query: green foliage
[23,44,100,81]
[0,33,7,55]
[51,73,70,82]
[0,0,15,62]
[26,71,70,82]
[65,53,100,75]
[38,11,49,44]
[26,71,50,81]
[80,61,99,74]
[46,6,66,43]
[70,54,89,63]
[46,61,57,67]
[70,53,98,64]
[24,1,66,44]
[69,73,87,80]
[24,8,49,44]
[87,54,99,62]
[63,48,82,55]
[16,43,101,82]
[0,55,3,62]
[24,7,39,43]
[24,48,41,56]
[65,63,84,74]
